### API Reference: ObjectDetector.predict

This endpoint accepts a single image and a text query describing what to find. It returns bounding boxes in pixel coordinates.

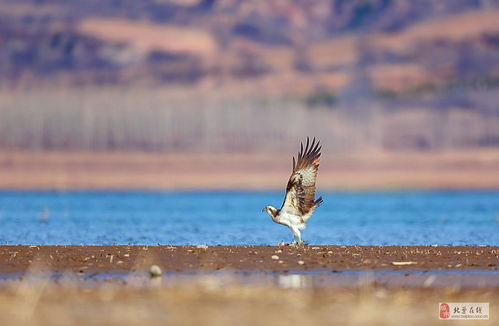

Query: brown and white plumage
[263,137,323,245]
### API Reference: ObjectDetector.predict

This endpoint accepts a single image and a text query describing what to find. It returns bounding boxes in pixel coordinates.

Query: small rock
[150,265,162,278]
[196,245,209,249]
[391,261,417,266]
[271,255,279,260]
[311,247,320,250]
[275,249,282,253]
[298,260,305,265]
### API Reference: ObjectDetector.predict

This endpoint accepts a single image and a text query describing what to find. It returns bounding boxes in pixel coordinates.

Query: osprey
[263,137,323,245]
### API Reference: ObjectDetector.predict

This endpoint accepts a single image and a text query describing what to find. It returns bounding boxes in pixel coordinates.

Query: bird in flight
[263,137,323,245]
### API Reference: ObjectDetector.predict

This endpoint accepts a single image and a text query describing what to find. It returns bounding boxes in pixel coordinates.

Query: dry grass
[78,18,218,57]
[368,63,433,92]
[0,279,496,326]
[373,9,499,54]
[308,36,359,69]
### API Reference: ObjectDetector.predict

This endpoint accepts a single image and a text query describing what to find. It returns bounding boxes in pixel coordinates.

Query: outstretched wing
[280,137,321,217]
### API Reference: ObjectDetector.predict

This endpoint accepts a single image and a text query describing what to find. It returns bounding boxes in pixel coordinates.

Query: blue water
[0,191,498,245]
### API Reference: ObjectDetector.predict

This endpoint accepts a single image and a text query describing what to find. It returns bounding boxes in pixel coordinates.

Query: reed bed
[1,86,498,153]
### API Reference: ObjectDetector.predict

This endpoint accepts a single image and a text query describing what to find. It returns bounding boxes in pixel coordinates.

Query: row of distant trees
[0,84,497,153]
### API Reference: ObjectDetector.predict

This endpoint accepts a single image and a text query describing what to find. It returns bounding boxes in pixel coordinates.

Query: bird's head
[262,205,278,218]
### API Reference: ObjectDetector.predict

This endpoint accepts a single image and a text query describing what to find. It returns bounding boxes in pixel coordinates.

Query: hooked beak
[262,208,266,212]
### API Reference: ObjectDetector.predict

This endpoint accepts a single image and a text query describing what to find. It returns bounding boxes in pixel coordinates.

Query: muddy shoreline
[1,245,498,325]
[1,245,497,275]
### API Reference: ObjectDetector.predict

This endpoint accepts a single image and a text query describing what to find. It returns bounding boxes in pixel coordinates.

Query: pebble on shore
[150,265,162,278]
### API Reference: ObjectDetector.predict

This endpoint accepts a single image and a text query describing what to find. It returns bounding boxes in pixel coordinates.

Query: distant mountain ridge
[1,0,499,94]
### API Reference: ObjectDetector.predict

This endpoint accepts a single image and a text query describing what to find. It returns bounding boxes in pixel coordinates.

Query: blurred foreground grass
[0,279,496,326]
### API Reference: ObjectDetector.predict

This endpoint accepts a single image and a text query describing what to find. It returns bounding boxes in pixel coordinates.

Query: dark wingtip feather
[293,137,322,171]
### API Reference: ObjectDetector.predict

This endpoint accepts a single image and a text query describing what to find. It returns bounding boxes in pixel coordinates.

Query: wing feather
[281,137,322,216]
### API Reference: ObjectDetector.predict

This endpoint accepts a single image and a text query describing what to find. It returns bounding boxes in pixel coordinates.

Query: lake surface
[0,191,498,245]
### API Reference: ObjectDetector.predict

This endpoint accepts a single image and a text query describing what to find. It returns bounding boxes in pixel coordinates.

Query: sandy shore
[1,245,497,275]
[1,150,499,190]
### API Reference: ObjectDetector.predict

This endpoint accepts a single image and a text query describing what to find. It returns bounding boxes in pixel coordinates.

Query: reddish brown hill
[1,0,499,93]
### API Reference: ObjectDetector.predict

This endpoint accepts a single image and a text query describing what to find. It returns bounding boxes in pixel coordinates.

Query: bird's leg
[297,233,305,246]
[291,227,301,246]
[290,229,298,245]
[292,227,306,246]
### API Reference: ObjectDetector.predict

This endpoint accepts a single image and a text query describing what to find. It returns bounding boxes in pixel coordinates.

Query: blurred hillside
[0,0,499,153]
[2,0,499,90]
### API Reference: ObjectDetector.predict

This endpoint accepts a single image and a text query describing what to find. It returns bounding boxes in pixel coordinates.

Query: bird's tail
[314,196,323,208]
[301,196,323,223]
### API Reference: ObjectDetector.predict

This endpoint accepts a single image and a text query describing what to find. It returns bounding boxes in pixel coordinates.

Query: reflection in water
[277,274,311,289]
[159,271,499,289]
[1,270,499,289]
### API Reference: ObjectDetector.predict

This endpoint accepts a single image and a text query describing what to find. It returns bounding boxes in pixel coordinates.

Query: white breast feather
[275,211,306,230]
